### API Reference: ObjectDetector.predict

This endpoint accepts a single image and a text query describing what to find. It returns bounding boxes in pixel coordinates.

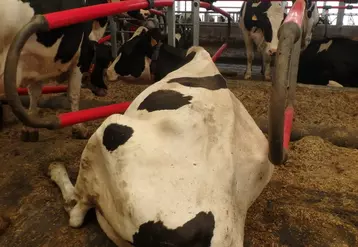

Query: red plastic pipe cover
[283,0,305,28]
[59,102,131,127]
[44,0,174,30]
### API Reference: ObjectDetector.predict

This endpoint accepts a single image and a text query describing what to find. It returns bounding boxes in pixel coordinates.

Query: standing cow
[0,0,150,141]
[239,0,319,81]
[49,44,274,246]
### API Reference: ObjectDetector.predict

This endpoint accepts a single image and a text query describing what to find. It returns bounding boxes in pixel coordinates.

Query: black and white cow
[80,26,192,96]
[0,0,150,141]
[106,27,194,84]
[297,37,358,88]
[49,45,274,247]
[239,0,319,81]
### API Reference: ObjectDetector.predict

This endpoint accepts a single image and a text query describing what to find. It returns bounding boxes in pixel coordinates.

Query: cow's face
[106,27,162,82]
[127,9,151,20]
[243,1,285,55]
[302,3,319,50]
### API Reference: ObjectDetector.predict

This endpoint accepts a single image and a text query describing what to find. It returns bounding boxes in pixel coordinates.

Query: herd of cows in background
[0,0,357,246]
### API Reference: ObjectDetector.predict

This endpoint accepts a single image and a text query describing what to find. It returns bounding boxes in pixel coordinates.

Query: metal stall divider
[167,1,176,46]
[192,0,200,46]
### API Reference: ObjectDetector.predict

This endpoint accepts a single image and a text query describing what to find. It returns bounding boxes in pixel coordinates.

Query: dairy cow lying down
[49,46,274,246]
[297,37,358,88]
[106,27,193,83]
[0,0,150,140]
[85,26,193,96]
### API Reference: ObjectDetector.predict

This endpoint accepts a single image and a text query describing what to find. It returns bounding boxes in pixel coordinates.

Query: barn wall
[198,24,358,47]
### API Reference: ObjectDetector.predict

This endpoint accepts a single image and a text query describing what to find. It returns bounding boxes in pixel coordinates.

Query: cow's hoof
[21,128,39,142]
[92,88,108,97]
[72,125,90,139]
[244,74,252,80]
[264,75,272,81]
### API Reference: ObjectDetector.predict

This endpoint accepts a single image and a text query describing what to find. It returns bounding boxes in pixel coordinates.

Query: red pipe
[98,35,111,44]
[283,106,294,149]
[17,85,68,95]
[44,0,174,30]
[149,9,165,15]
[286,5,358,9]
[284,0,305,28]
[200,2,231,19]
[59,102,131,127]
[212,43,228,62]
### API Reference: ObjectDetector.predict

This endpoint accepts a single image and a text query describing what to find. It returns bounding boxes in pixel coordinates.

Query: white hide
[302,4,319,50]
[88,20,108,41]
[49,46,274,246]
[239,1,286,81]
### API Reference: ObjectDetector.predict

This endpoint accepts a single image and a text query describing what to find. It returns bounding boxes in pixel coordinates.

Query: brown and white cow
[239,0,319,81]
[49,45,274,247]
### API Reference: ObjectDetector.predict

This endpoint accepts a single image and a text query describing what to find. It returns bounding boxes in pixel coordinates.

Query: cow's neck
[149,43,189,82]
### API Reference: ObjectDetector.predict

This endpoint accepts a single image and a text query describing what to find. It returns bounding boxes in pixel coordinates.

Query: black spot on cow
[167,74,228,90]
[152,47,196,82]
[23,0,108,64]
[102,123,134,151]
[114,28,153,78]
[127,10,145,20]
[242,1,274,42]
[138,90,192,112]
[297,37,358,87]
[132,211,215,247]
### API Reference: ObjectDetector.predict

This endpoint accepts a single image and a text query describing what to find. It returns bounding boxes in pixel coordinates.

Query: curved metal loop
[3,15,61,129]
[269,22,301,165]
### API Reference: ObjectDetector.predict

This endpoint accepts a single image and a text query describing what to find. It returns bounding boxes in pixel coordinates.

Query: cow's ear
[147,28,164,45]
[121,34,147,56]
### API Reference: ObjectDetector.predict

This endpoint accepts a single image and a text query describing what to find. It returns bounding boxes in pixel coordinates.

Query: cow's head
[242,0,285,56]
[301,1,319,50]
[106,27,163,82]
[127,9,152,20]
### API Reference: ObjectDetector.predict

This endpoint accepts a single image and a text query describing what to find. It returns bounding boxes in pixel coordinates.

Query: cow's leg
[49,162,92,228]
[96,210,132,246]
[243,31,254,80]
[68,66,90,139]
[21,82,42,142]
[262,52,272,81]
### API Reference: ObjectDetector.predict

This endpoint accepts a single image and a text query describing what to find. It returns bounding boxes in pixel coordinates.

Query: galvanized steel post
[192,0,200,46]
[166,2,176,46]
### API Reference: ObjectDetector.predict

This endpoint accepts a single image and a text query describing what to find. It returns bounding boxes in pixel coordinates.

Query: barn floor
[0,79,357,247]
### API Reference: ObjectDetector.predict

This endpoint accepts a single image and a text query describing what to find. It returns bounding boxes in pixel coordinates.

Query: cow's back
[298,38,358,86]
[82,47,272,246]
